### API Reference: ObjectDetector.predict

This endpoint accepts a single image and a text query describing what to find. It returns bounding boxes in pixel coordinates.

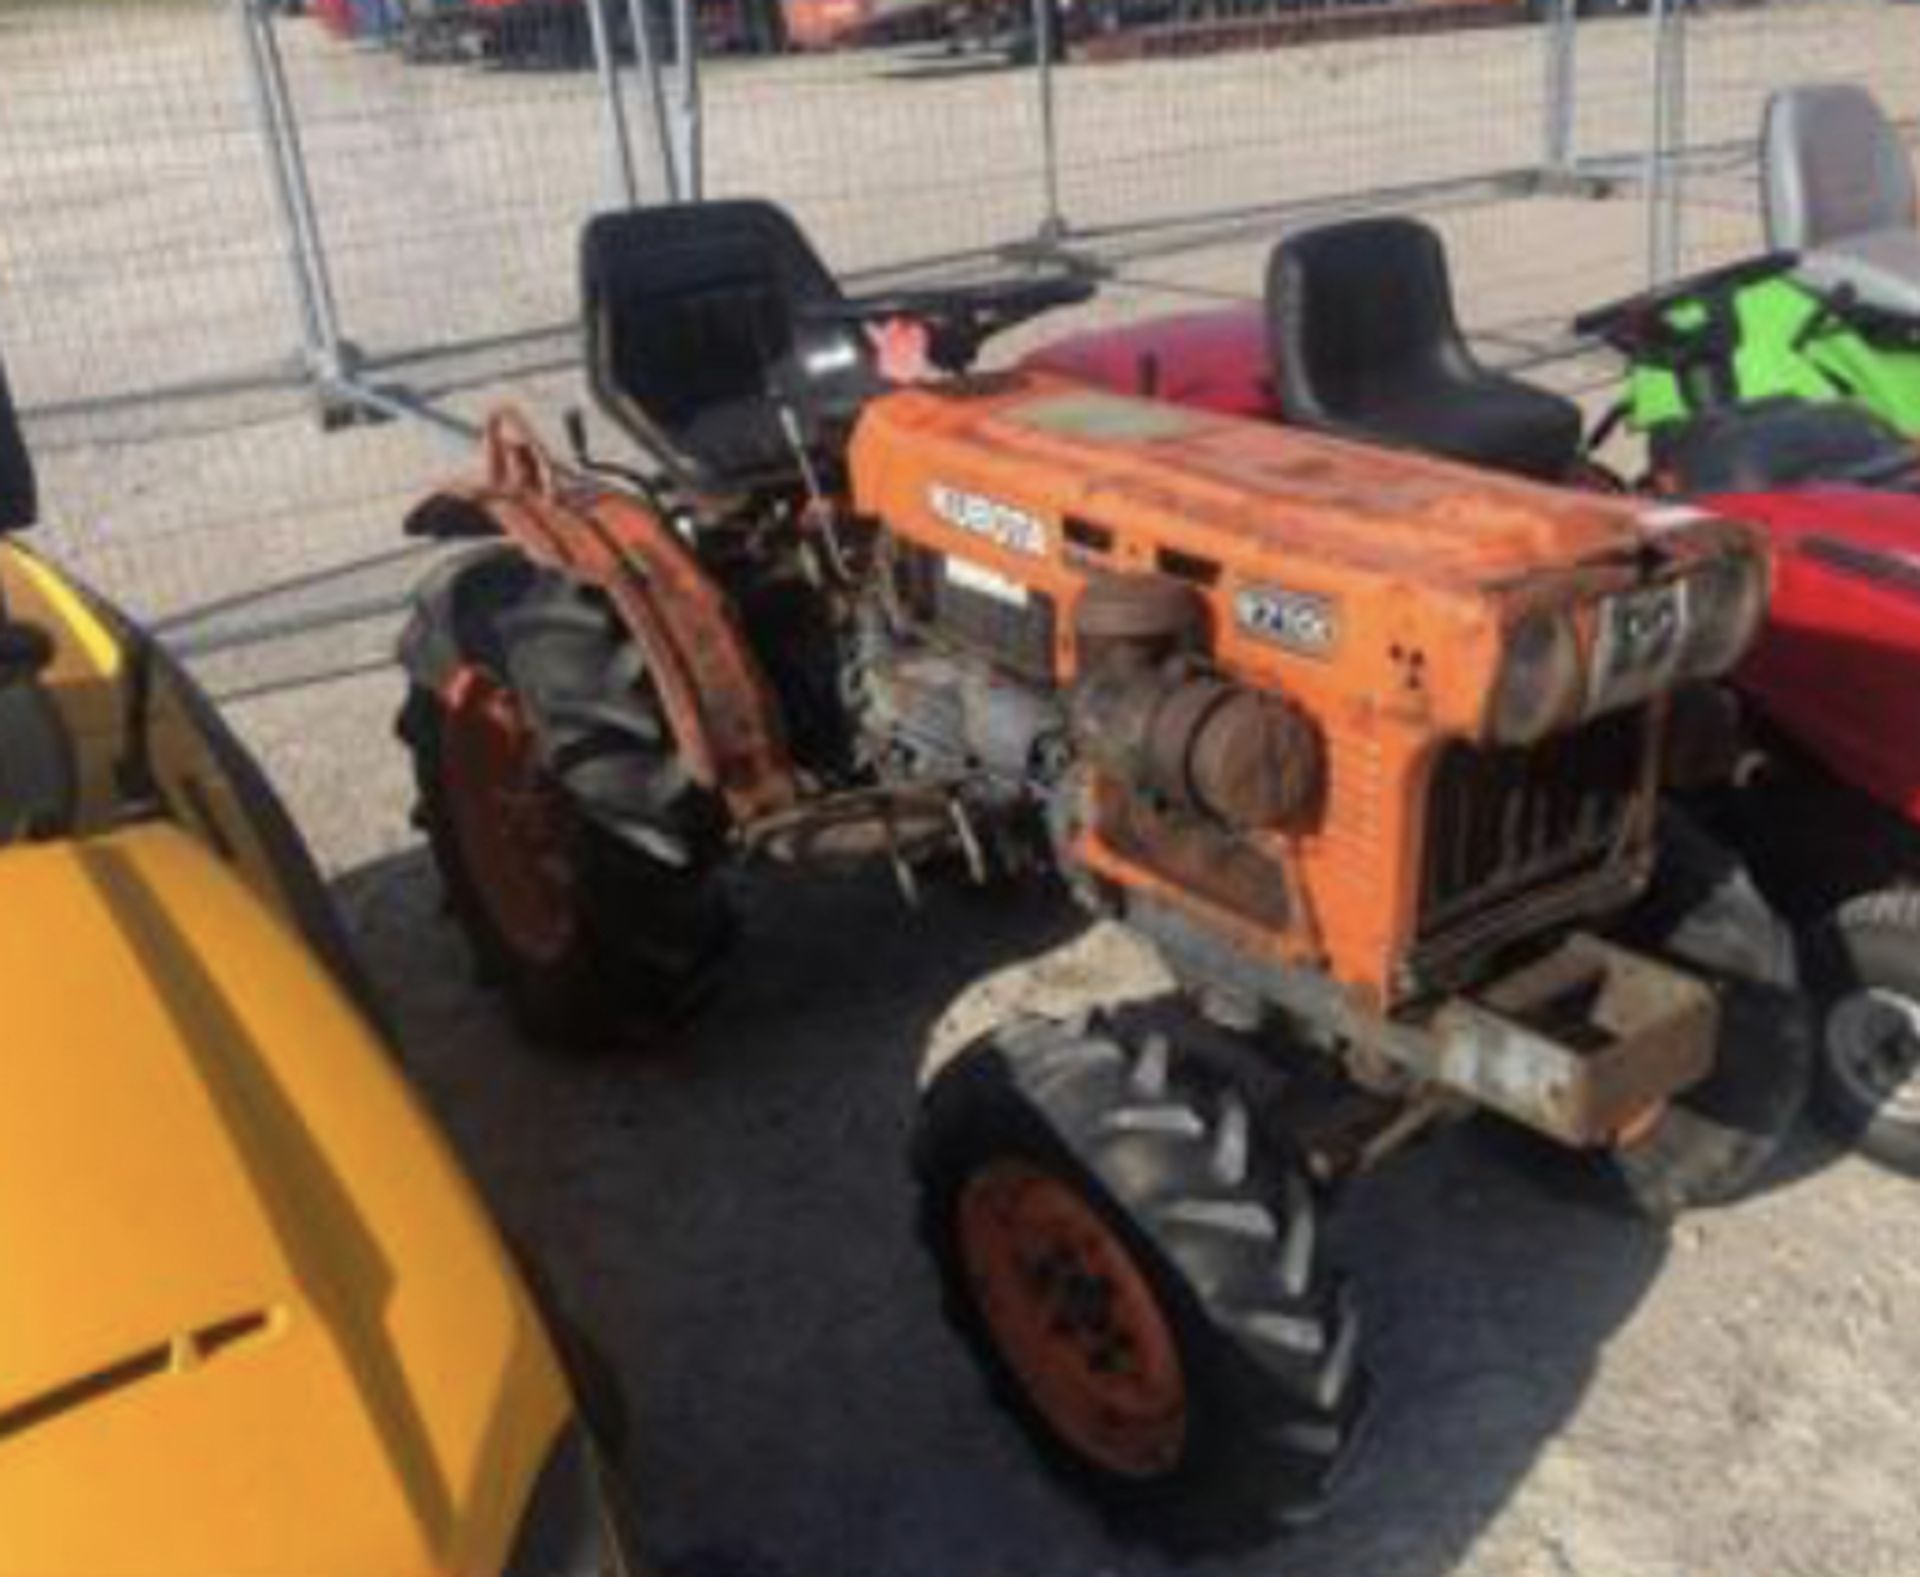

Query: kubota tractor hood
[853,381,1743,593]
[0,824,569,1577]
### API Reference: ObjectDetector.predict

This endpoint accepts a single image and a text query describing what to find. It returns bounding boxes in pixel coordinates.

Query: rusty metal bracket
[446,413,798,822]
[1131,897,1719,1149]
[1422,933,1717,1145]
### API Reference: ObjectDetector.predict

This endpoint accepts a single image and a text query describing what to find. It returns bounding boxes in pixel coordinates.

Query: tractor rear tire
[397,548,730,1046]
[1806,888,1920,1176]
[1600,814,1812,1217]
[913,1014,1367,1554]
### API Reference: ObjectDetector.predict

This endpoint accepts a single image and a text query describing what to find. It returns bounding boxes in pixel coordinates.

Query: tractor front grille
[1415,710,1647,964]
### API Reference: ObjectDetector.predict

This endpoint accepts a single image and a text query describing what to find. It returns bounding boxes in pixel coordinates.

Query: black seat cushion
[1267,217,1584,481]
[581,200,874,494]
[1320,374,1586,481]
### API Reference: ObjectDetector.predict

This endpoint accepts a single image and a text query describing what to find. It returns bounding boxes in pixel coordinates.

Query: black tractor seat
[1267,216,1584,482]
[582,200,881,498]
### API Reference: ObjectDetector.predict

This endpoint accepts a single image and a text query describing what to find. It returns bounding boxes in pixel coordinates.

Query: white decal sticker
[944,555,1031,608]
[1236,585,1339,657]
[928,483,1049,557]
[1637,504,1713,536]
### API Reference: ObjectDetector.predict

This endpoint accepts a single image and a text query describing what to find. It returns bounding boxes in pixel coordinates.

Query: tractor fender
[401,414,797,822]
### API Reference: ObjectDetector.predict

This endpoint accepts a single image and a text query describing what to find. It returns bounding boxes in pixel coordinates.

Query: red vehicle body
[1715,489,1920,824]
[1033,306,1274,419]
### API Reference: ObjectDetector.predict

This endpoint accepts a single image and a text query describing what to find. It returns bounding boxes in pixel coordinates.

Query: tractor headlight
[1679,551,1767,679]
[503,1425,635,1577]
[1490,610,1583,745]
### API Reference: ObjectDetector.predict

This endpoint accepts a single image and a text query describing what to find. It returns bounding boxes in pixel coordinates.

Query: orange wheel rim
[441,670,579,965]
[958,1159,1187,1479]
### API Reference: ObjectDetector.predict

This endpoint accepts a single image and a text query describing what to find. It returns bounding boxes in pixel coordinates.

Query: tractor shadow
[333,846,1672,1577]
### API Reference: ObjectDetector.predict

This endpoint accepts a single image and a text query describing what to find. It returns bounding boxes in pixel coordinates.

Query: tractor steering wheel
[1573,250,1800,360]
[804,272,1098,374]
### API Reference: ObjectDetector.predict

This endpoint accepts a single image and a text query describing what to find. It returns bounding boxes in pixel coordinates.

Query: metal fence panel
[269,12,643,369]
[10,0,1920,679]
[0,1,301,408]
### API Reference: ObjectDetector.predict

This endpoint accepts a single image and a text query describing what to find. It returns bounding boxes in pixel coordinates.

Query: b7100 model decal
[1235,584,1339,657]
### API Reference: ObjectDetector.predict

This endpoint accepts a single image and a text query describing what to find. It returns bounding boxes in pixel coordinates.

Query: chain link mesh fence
[0,0,384,655]
[0,1,295,408]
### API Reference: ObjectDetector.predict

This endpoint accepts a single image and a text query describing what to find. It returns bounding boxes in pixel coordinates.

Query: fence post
[1542,0,1578,178]
[1034,0,1065,242]
[1645,0,1686,283]
[625,0,682,200]
[235,0,347,393]
[671,0,704,200]
[588,0,642,208]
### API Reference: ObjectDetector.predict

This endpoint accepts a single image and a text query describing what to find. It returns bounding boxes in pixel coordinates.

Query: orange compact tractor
[397,200,1807,1548]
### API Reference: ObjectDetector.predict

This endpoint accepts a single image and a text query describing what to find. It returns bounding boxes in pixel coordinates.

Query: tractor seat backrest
[582,200,866,496]
[1764,82,1918,252]
[1267,216,1583,481]
[1269,216,1466,426]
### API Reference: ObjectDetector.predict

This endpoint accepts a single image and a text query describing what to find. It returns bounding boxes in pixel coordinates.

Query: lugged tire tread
[913,1011,1367,1553]
[395,552,729,1044]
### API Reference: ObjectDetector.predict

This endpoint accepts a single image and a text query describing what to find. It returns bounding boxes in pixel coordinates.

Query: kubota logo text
[928,484,1048,557]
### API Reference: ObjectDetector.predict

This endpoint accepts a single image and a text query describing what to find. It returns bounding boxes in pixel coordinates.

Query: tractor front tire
[913,1014,1366,1554]
[397,548,730,1046]
[1806,889,1920,1176]
[1601,814,1812,1216]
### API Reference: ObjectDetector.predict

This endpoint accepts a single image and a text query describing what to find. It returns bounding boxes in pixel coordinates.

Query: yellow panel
[0,826,571,1576]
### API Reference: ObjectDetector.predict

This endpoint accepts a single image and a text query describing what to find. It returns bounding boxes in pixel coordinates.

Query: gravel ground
[10,2,1920,1573]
